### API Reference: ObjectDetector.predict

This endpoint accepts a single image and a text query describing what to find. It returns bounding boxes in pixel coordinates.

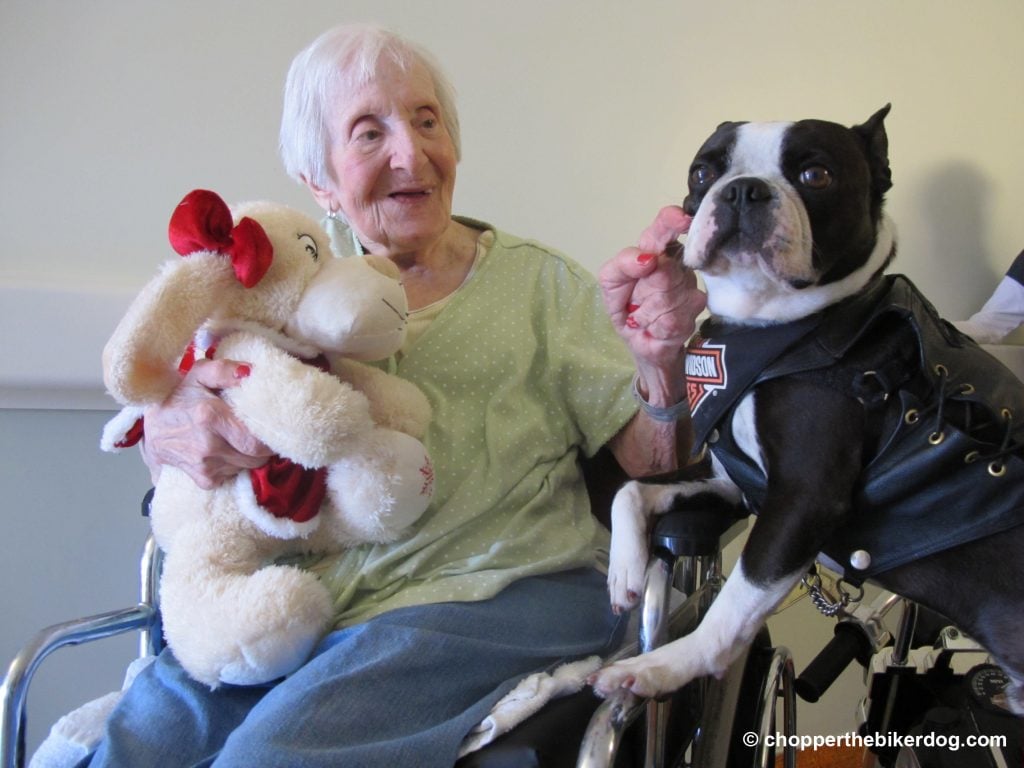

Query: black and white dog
[590,106,1024,714]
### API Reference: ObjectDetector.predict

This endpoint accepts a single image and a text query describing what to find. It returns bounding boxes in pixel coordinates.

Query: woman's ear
[302,174,337,215]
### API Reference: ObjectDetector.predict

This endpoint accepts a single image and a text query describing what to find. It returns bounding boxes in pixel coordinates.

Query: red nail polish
[637,253,656,265]
[626,316,640,329]
[627,302,641,313]
[234,364,251,379]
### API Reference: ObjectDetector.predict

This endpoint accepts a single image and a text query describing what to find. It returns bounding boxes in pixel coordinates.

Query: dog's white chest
[728,393,765,475]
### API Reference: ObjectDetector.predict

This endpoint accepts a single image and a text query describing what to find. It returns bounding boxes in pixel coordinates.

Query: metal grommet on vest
[849,549,872,571]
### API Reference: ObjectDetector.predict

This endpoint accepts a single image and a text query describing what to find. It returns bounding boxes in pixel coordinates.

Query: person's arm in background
[954,249,1024,344]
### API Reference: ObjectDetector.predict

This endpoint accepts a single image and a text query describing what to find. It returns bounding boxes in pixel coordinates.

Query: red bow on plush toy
[168,189,273,288]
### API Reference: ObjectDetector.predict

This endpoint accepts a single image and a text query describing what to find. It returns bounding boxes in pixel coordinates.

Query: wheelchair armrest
[651,502,747,559]
[1,604,159,768]
[1,533,162,768]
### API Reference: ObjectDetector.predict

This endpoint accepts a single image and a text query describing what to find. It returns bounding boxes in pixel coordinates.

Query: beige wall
[2,0,1022,756]
[2,1,1023,403]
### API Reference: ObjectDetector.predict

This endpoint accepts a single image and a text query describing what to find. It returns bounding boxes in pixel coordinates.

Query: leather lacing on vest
[910,362,1020,479]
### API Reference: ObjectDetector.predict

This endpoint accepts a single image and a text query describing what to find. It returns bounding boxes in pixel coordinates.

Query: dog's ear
[853,104,893,197]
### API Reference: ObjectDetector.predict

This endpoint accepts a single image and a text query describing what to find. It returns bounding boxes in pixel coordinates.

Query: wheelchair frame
[3,489,803,768]
[1,533,162,768]
[574,512,797,768]
[18,484,1011,768]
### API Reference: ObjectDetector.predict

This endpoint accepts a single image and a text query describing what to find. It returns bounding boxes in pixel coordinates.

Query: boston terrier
[590,106,1024,715]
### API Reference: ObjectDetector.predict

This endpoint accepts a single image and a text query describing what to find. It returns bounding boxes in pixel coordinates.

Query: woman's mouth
[388,187,431,201]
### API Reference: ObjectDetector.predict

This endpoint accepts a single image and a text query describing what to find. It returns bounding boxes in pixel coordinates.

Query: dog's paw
[589,639,710,700]
[606,554,645,614]
[607,482,650,613]
[588,652,685,699]
[587,659,642,697]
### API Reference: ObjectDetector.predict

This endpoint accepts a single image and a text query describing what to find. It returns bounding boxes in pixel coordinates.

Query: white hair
[280,23,461,190]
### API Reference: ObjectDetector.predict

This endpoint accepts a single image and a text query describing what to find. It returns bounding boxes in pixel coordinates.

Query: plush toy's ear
[104,190,278,405]
[103,253,238,405]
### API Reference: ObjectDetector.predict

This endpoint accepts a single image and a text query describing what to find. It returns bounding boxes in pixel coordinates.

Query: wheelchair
[10,459,1018,768]
[794,583,1024,768]
[0,457,798,768]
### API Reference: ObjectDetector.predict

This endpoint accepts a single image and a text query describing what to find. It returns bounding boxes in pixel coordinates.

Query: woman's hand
[599,205,706,406]
[141,359,273,489]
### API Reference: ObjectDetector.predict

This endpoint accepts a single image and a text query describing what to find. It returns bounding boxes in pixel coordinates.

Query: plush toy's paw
[218,622,326,686]
[99,406,147,453]
[325,430,433,543]
[375,430,434,528]
[161,561,334,688]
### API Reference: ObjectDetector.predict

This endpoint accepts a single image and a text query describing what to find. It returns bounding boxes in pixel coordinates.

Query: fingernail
[234,364,251,379]
[627,302,641,313]
[627,590,639,602]
[637,253,657,265]
[626,316,640,329]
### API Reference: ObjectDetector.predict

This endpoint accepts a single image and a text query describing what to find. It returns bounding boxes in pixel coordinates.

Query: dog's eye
[689,164,718,188]
[799,165,833,190]
[298,234,319,262]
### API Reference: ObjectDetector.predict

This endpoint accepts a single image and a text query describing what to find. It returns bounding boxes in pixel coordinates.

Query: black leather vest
[686,275,1024,582]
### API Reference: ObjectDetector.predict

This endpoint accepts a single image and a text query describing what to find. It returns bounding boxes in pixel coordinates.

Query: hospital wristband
[632,374,690,422]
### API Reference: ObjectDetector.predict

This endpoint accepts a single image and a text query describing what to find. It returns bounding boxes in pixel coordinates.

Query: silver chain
[803,568,864,618]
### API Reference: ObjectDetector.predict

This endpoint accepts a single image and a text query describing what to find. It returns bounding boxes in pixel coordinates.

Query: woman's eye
[689,164,718,187]
[356,128,382,142]
[415,107,441,132]
[350,117,383,143]
[799,165,833,190]
[298,234,319,262]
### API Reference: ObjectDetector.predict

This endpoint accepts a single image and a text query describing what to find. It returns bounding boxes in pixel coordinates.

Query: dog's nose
[723,177,773,209]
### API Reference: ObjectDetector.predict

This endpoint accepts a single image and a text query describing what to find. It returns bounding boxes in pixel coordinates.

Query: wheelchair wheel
[727,628,795,768]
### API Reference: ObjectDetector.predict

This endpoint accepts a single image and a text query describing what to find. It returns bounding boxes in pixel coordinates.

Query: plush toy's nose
[284,255,410,362]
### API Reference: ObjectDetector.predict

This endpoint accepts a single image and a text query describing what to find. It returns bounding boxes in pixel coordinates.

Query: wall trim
[0,282,134,410]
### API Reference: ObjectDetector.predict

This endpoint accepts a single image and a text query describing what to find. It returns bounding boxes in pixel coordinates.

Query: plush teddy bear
[100,189,434,688]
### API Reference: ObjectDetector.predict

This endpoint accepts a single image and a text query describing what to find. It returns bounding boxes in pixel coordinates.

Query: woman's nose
[389,125,425,170]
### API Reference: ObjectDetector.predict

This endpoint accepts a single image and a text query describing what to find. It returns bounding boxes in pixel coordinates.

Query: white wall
[2,0,1022,757]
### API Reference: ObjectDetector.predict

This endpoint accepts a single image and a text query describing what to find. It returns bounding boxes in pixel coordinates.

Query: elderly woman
[83,23,704,768]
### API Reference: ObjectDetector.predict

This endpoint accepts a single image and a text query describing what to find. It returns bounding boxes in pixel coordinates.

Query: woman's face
[314,58,458,255]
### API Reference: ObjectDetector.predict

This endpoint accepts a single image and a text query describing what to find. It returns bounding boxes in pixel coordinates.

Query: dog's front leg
[594,381,865,699]
[607,468,741,614]
[607,481,652,615]
[592,557,802,697]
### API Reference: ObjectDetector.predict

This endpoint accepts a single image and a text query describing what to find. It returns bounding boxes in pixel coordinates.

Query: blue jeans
[80,567,624,768]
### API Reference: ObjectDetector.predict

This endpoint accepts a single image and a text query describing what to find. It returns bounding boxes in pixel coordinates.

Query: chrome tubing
[640,557,675,768]
[1,605,156,768]
[577,689,644,768]
[753,646,797,768]
[139,536,163,658]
